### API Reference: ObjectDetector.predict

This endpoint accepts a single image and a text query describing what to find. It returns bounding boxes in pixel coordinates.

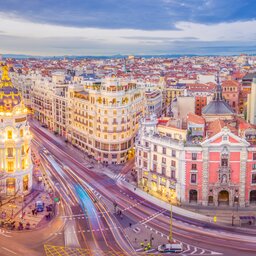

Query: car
[35,201,44,212]
[42,148,50,155]
[158,243,183,253]
[41,124,48,128]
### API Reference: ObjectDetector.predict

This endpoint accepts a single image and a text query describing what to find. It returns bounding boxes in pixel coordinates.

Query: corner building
[136,77,256,207]
[68,76,145,164]
[0,65,33,196]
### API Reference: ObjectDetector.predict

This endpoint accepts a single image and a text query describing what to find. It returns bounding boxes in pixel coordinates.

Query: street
[28,120,256,256]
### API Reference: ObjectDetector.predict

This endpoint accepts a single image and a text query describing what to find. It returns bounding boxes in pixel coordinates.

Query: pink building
[185,77,256,207]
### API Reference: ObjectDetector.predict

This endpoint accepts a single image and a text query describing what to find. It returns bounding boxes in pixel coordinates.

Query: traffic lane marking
[1,247,17,255]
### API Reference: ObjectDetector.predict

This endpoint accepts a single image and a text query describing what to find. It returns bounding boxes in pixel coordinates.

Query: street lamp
[21,194,24,220]
[169,199,173,243]
[232,195,239,226]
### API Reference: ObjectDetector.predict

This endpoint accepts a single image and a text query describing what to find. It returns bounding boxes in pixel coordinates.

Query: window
[143,161,147,168]
[162,166,166,175]
[162,147,166,155]
[172,150,176,157]
[253,153,256,160]
[143,152,148,158]
[191,173,197,184]
[221,158,228,167]
[7,148,13,157]
[22,145,25,155]
[191,164,197,170]
[145,142,149,147]
[20,129,24,137]
[171,170,176,179]
[252,174,256,184]
[153,163,157,172]
[7,161,14,172]
[192,153,197,160]
[154,145,157,152]
[153,155,157,161]
[252,164,256,170]
[171,160,176,167]
[7,130,12,139]
[223,136,228,141]
[162,157,166,164]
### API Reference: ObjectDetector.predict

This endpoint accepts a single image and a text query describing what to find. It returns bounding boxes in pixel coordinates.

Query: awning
[239,216,256,221]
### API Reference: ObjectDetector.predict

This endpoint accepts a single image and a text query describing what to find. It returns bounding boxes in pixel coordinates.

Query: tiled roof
[187,113,205,125]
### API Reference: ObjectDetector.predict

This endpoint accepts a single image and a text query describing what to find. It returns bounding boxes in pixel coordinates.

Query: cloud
[0,7,256,55]
[0,0,256,30]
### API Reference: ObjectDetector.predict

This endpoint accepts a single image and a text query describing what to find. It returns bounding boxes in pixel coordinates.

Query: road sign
[54,197,59,203]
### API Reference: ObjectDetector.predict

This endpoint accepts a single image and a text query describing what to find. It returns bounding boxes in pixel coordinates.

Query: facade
[195,96,207,116]
[30,74,68,136]
[222,79,241,113]
[136,116,186,204]
[247,78,256,125]
[145,89,163,117]
[11,73,33,109]
[136,77,256,207]
[0,65,33,196]
[67,77,145,164]
[165,84,186,115]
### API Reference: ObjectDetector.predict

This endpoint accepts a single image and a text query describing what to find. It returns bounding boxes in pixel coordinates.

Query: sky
[0,0,256,56]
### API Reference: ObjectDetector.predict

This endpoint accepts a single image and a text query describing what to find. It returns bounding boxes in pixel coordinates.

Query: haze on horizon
[0,0,256,56]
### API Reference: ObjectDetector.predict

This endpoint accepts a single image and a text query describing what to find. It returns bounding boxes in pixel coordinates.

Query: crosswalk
[135,244,222,255]
[113,173,126,181]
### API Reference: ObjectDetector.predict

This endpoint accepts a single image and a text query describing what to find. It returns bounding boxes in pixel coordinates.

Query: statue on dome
[1,64,10,81]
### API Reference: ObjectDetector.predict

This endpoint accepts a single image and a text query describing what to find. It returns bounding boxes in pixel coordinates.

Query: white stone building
[0,65,33,196]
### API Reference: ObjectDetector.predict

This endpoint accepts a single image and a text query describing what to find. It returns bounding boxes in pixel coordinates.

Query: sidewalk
[0,190,53,230]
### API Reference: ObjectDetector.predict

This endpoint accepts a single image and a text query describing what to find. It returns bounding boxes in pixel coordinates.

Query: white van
[158,243,183,253]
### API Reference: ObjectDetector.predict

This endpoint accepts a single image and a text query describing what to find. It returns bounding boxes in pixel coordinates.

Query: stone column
[239,148,247,207]
[202,148,209,206]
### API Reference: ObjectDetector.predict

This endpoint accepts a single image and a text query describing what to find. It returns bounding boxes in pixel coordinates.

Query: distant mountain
[2,53,256,60]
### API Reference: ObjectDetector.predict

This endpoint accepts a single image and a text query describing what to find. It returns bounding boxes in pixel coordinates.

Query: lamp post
[21,194,24,220]
[232,195,239,226]
[169,199,173,243]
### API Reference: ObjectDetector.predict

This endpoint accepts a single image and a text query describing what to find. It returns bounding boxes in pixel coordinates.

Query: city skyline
[0,0,256,56]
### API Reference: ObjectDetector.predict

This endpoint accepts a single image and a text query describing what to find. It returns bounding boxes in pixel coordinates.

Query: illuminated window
[22,145,25,155]
[7,130,12,139]
[22,159,25,169]
[23,175,29,191]
[6,178,16,195]
[20,129,24,137]
[152,174,157,179]
[7,161,14,172]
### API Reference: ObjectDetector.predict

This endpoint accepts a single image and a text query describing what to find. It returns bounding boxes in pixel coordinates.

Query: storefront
[6,178,16,196]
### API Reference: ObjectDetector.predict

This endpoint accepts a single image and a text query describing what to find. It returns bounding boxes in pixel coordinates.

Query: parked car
[158,243,183,253]
[35,201,44,212]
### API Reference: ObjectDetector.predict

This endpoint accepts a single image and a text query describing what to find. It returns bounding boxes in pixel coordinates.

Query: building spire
[214,72,223,101]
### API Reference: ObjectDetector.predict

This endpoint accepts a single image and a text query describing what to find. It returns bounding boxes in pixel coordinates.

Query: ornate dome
[202,75,234,116]
[0,64,21,112]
